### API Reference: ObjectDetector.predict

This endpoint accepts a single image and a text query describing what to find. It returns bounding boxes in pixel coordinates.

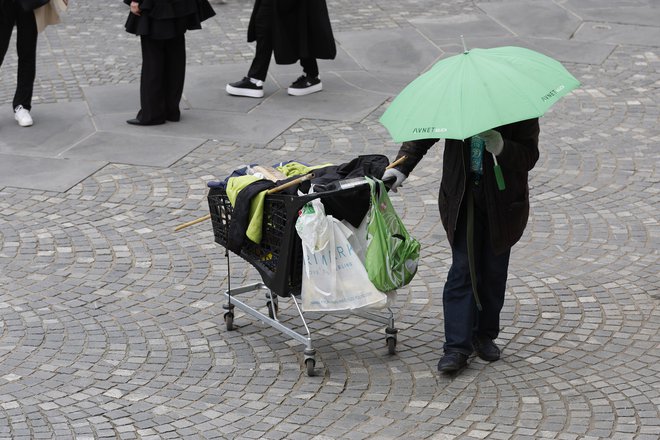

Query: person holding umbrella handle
[383,118,540,373]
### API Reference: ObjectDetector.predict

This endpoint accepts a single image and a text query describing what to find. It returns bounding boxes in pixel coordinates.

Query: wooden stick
[266,172,315,194]
[386,155,407,169]
[174,214,210,232]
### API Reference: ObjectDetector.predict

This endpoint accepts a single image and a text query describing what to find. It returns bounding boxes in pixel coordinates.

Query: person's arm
[394,138,440,176]
[382,138,439,191]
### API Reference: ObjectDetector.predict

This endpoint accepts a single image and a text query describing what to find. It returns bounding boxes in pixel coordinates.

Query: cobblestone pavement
[0,1,658,439]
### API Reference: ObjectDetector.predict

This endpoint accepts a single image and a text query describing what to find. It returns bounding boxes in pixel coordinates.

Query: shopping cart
[207,182,399,376]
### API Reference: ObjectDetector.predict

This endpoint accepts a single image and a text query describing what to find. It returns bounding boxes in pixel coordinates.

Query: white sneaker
[14,105,33,127]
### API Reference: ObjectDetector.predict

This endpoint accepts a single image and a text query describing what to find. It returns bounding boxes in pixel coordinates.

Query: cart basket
[207,185,369,298]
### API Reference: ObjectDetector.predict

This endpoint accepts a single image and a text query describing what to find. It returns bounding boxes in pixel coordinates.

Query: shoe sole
[437,362,468,373]
[287,83,322,96]
[475,350,500,362]
[16,120,33,127]
[226,84,264,98]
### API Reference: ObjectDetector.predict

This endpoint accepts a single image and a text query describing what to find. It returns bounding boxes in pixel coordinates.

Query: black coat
[395,118,540,255]
[247,0,336,64]
[124,0,215,39]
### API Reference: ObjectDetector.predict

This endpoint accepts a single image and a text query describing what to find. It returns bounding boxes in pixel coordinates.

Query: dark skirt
[124,0,215,39]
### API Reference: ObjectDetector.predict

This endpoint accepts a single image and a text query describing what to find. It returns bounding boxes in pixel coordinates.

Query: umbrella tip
[460,35,468,53]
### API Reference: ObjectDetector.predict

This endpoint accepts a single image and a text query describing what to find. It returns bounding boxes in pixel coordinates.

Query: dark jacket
[395,118,540,255]
[247,0,336,65]
[124,0,215,39]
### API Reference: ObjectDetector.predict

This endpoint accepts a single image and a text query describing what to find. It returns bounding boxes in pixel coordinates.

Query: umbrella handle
[492,153,506,191]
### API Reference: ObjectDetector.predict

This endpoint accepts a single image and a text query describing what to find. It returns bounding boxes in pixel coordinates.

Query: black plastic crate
[207,187,308,297]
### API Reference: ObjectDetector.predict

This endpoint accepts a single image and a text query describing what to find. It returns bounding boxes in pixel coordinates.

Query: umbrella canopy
[380,46,580,142]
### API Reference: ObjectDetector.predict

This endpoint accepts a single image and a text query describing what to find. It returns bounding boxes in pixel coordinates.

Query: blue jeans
[443,190,511,355]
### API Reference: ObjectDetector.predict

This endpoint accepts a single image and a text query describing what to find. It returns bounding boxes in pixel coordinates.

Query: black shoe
[437,352,469,373]
[473,336,501,362]
[126,118,165,126]
[287,75,322,96]
[226,77,264,98]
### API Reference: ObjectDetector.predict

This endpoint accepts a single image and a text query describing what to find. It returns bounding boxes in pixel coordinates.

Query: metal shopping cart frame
[207,183,398,376]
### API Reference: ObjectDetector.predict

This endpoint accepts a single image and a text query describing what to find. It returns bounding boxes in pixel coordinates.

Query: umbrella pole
[466,190,483,312]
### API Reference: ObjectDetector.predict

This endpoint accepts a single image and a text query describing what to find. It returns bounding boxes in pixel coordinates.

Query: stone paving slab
[63,132,207,168]
[333,28,443,76]
[563,0,660,27]
[409,13,514,43]
[0,153,106,192]
[574,21,660,47]
[0,1,658,439]
[0,102,94,157]
[477,1,582,40]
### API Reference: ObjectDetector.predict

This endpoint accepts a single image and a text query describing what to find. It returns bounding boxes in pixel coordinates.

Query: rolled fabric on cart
[225,172,311,252]
[308,154,390,227]
[226,177,276,252]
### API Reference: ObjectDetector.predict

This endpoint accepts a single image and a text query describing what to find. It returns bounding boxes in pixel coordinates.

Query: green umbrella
[380,45,580,311]
[379,45,580,143]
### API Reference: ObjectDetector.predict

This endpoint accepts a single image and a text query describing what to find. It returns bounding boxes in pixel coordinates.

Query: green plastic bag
[364,177,420,291]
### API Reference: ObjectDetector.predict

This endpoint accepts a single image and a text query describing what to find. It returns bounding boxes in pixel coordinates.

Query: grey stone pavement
[0,0,658,438]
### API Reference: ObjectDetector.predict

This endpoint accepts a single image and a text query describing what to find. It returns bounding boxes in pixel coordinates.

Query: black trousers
[442,185,511,355]
[138,34,186,123]
[0,2,38,111]
[247,0,318,81]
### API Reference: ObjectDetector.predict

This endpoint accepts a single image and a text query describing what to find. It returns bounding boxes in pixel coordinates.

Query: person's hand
[130,1,141,16]
[478,129,504,156]
[382,168,407,192]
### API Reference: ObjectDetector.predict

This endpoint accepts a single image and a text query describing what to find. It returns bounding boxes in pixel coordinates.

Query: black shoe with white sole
[226,77,264,98]
[287,75,322,96]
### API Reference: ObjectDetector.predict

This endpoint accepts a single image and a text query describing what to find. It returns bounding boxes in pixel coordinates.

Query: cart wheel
[224,312,234,331]
[305,358,316,376]
[266,301,278,319]
[386,336,396,355]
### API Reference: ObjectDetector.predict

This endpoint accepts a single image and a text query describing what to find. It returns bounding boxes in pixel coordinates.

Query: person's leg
[164,34,186,122]
[442,205,478,357]
[467,197,509,361]
[300,58,319,79]
[133,36,166,124]
[13,7,38,111]
[0,6,16,71]
[246,0,274,81]
[475,240,510,341]
[227,0,272,97]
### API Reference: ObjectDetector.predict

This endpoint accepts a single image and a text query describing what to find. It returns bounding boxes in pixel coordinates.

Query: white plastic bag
[296,201,387,312]
[295,198,329,252]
